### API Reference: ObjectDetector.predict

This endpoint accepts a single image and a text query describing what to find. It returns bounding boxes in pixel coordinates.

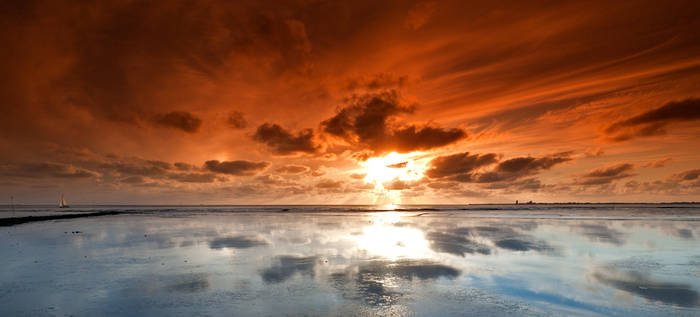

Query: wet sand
[1,205,699,316]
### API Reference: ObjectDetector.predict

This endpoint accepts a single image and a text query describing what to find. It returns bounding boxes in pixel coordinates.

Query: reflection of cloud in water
[426,232,490,256]
[261,256,317,283]
[425,225,557,256]
[330,260,460,306]
[209,236,268,249]
[594,269,699,307]
[576,224,626,245]
[494,239,555,253]
[122,273,210,295]
[168,276,211,293]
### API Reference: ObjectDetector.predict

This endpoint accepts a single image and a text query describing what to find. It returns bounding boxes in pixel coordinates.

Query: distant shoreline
[0,211,123,227]
[0,202,699,208]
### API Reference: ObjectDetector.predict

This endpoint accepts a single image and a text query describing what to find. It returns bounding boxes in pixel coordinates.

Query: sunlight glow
[358,152,430,205]
[362,152,428,184]
[350,212,431,259]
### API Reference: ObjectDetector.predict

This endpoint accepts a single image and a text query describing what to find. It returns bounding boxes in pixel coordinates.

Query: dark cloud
[574,163,635,185]
[345,73,411,91]
[100,160,172,177]
[0,162,96,179]
[594,269,699,307]
[151,111,202,133]
[604,98,700,141]
[428,152,572,184]
[166,173,219,183]
[204,160,269,176]
[669,169,700,181]
[496,152,574,174]
[261,256,317,284]
[253,123,318,155]
[426,152,498,178]
[173,162,195,171]
[275,165,310,174]
[644,158,671,168]
[120,176,146,184]
[227,111,247,129]
[321,91,467,155]
[209,236,268,250]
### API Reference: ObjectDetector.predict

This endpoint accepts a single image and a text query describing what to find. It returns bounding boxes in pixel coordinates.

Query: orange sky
[1,0,699,204]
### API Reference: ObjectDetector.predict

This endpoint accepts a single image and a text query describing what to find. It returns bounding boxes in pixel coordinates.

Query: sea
[1,204,699,316]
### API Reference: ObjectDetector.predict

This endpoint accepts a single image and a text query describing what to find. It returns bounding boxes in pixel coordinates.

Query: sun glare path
[351,212,431,260]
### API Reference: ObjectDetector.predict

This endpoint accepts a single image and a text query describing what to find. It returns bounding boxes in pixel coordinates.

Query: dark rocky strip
[0,211,122,227]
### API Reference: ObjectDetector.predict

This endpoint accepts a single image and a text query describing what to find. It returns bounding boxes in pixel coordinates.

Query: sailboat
[59,194,69,208]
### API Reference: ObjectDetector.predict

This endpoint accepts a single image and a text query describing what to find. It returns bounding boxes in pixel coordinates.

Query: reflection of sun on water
[351,212,431,260]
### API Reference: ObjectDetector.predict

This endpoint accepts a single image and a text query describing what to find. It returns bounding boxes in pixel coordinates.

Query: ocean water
[0,204,699,316]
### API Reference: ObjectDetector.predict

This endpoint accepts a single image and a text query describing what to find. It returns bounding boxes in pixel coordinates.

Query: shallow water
[1,205,699,316]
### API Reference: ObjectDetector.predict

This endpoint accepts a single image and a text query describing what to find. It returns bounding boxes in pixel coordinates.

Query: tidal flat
[1,204,699,316]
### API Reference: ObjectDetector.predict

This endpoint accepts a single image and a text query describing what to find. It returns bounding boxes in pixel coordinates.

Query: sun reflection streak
[350,212,431,260]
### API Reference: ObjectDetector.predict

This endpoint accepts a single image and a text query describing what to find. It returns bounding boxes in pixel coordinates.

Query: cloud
[668,169,700,182]
[209,236,268,249]
[428,151,572,183]
[604,98,700,141]
[426,152,498,178]
[275,165,310,174]
[100,160,172,177]
[584,147,604,157]
[166,172,219,183]
[204,160,269,175]
[574,163,635,185]
[316,179,344,190]
[644,158,671,168]
[349,173,366,179]
[227,111,247,129]
[0,162,96,179]
[120,176,146,184]
[173,162,195,171]
[405,1,437,30]
[383,179,412,190]
[253,123,318,155]
[321,91,467,155]
[151,111,202,133]
[346,73,411,91]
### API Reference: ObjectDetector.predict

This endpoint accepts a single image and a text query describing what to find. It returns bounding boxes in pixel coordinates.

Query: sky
[1,0,699,204]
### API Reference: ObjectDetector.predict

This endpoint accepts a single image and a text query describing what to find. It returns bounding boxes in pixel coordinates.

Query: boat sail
[59,194,69,208]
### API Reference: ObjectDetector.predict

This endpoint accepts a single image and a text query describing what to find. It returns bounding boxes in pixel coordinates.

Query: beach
[0,204,699,316]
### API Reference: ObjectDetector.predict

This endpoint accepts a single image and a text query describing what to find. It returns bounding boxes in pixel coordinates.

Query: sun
[358,152,430,205]
[361,152,428,184]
